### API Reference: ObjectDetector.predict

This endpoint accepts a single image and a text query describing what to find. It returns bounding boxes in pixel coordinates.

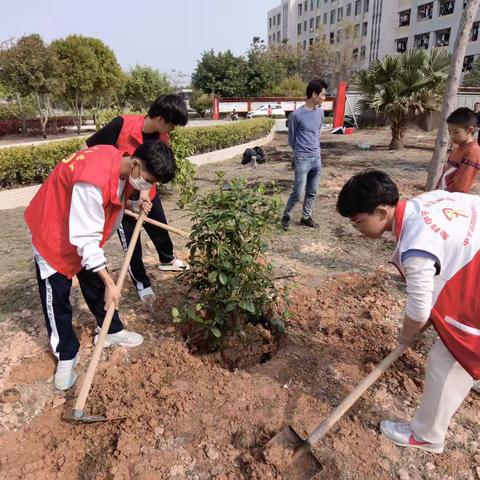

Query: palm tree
[352,49,450,150]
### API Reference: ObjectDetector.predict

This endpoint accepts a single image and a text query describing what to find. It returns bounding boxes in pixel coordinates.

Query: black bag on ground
[242,146,267,165]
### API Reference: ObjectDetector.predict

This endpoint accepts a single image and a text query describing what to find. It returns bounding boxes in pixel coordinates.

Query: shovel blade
[65,409,108,423]
[264,426,322,480]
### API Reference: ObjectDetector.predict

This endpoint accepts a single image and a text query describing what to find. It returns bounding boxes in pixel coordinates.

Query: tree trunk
[389,124,405,150]
[425,0,480,190]
[33,92,49,139]
[15,92,27,135]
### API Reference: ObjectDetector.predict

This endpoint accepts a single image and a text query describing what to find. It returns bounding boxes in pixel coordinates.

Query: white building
[267,0,480,72]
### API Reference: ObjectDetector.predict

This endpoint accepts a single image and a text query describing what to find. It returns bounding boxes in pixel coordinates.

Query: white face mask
[129,165,153,191]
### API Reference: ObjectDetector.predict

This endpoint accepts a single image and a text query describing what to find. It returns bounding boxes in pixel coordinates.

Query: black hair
[337,169,399,218]
[133,141,176,184]
[446,107,476,129]
[306,78,328,99]
[147,94,189,126]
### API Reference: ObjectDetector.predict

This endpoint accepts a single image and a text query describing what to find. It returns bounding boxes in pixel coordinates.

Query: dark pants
[35,263,123,361]
[118,192,174,292]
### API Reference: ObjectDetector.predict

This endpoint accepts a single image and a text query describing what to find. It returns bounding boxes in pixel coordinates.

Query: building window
[347,3,352,16]
[362,21,368,36]
[273,16,276,26]
[269,18,272,29]
[396,37,408,53]
[316,15,321,28]
[414,32,430,49]
[268,35,271,44]
[353,47,359,58]
[338,7,344,21]
[471,22,479,41]
[305,0,308,11]
[337,29,344,42]
[310,38,314,45]
[311,0,314,10]
[317,0,321,7]
[331,9,336,23]
[303,40,307,49]
[435,28,451,47]
[439,0,455,16]
[360,45,366,59]
[355,0,361,15]
[298,3,303,16]
[304,20,307,31]
[354,23,360,38]
[323,12,328,23]
[399,9,411,27]
[418,2,433,21]
[277,13,281,24]
[330,32,335,44]
[310,17,315,31]
[364,0,369,12]
[463,55,475,72]
[277,32,281,42]
[298,23,302,35]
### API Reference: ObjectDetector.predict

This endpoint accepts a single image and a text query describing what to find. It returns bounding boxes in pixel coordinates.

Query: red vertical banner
[213,96,220,120]
[333,81,347,128]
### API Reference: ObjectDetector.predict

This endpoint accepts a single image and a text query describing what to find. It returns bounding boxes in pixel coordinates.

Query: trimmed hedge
[0,118,275,188]
[180,118,275,155]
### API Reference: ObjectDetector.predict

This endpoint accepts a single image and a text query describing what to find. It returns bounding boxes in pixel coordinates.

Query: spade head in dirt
[263,425,322,480]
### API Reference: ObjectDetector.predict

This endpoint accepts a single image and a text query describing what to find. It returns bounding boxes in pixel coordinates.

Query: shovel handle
[73,210,146,414]
[306,324,430,446]
[124,209,189,238]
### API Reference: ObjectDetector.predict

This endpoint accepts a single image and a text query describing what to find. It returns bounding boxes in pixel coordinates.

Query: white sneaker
[159,258,190,272]
[54,353,79,391]
[94,329,144,348]
[138,286,156,304]
[380,420,444,454]
[473,381,480,394]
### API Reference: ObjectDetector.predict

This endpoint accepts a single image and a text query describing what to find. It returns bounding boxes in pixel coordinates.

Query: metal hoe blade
[264,426,322,480]
[67,409,108,423]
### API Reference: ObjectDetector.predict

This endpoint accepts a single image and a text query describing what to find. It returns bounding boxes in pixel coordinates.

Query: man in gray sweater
[282,78,328,230]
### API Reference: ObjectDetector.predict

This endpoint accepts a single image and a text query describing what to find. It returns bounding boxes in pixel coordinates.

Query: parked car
[247,104,285,119]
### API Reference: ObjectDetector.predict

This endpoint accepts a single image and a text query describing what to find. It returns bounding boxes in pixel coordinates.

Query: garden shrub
[172,172,289,348]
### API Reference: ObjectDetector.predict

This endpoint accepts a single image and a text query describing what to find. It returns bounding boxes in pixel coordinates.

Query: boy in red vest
[437,107,480,193]
[25,142,176,390]
[85,94,189,305]
[337,169,480,454]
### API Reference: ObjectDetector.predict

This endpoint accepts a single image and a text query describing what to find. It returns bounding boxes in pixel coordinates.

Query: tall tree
[462,56,480,87]
[123,65,172,111]
[245,37,286,96]
[192,49,248,97]
[0,34,58,138]
[425,0,480,190]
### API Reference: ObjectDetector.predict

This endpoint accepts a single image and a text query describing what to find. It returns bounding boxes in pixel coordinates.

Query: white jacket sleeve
[403,255,437,323]
[69,182,107,273]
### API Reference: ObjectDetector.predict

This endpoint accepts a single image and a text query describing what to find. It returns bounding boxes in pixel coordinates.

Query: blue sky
[2,0,280,78]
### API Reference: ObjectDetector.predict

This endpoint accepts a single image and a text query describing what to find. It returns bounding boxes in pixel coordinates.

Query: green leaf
[211,327,221,338]
[208,271,218,283]
[239,300,255,314]
[219,272,228,285]
[225,303,236,313]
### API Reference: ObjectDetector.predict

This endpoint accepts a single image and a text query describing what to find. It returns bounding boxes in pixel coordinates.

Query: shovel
[68,210,147,423]
[264,328,428,480]
[124,209,189,237]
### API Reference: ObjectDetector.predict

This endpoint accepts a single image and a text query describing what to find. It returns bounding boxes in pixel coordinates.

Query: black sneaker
[300,217,320,228]
[281,216,290,231]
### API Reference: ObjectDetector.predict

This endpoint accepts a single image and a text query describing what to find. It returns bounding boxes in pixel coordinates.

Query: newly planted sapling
[172,172,289,347]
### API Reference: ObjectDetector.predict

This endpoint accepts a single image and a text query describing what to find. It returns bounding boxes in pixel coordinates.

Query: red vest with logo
[391,190,480,379]
[25,145,131,279]
[116,115,171,200]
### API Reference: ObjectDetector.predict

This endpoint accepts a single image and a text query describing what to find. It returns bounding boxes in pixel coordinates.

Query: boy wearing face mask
[85,94,189,305]
[25,142,176,390]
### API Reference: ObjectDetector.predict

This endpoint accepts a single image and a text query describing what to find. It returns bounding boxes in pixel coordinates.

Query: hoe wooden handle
[73,211,147,413]
[124,209,189,238]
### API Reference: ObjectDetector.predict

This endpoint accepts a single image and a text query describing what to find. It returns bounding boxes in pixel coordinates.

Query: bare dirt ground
[0,128,478,480]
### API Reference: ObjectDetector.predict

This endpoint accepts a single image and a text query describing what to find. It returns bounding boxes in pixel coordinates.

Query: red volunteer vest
[392,191,480,379]
[116,115,171,200]
[25,145,131,279]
